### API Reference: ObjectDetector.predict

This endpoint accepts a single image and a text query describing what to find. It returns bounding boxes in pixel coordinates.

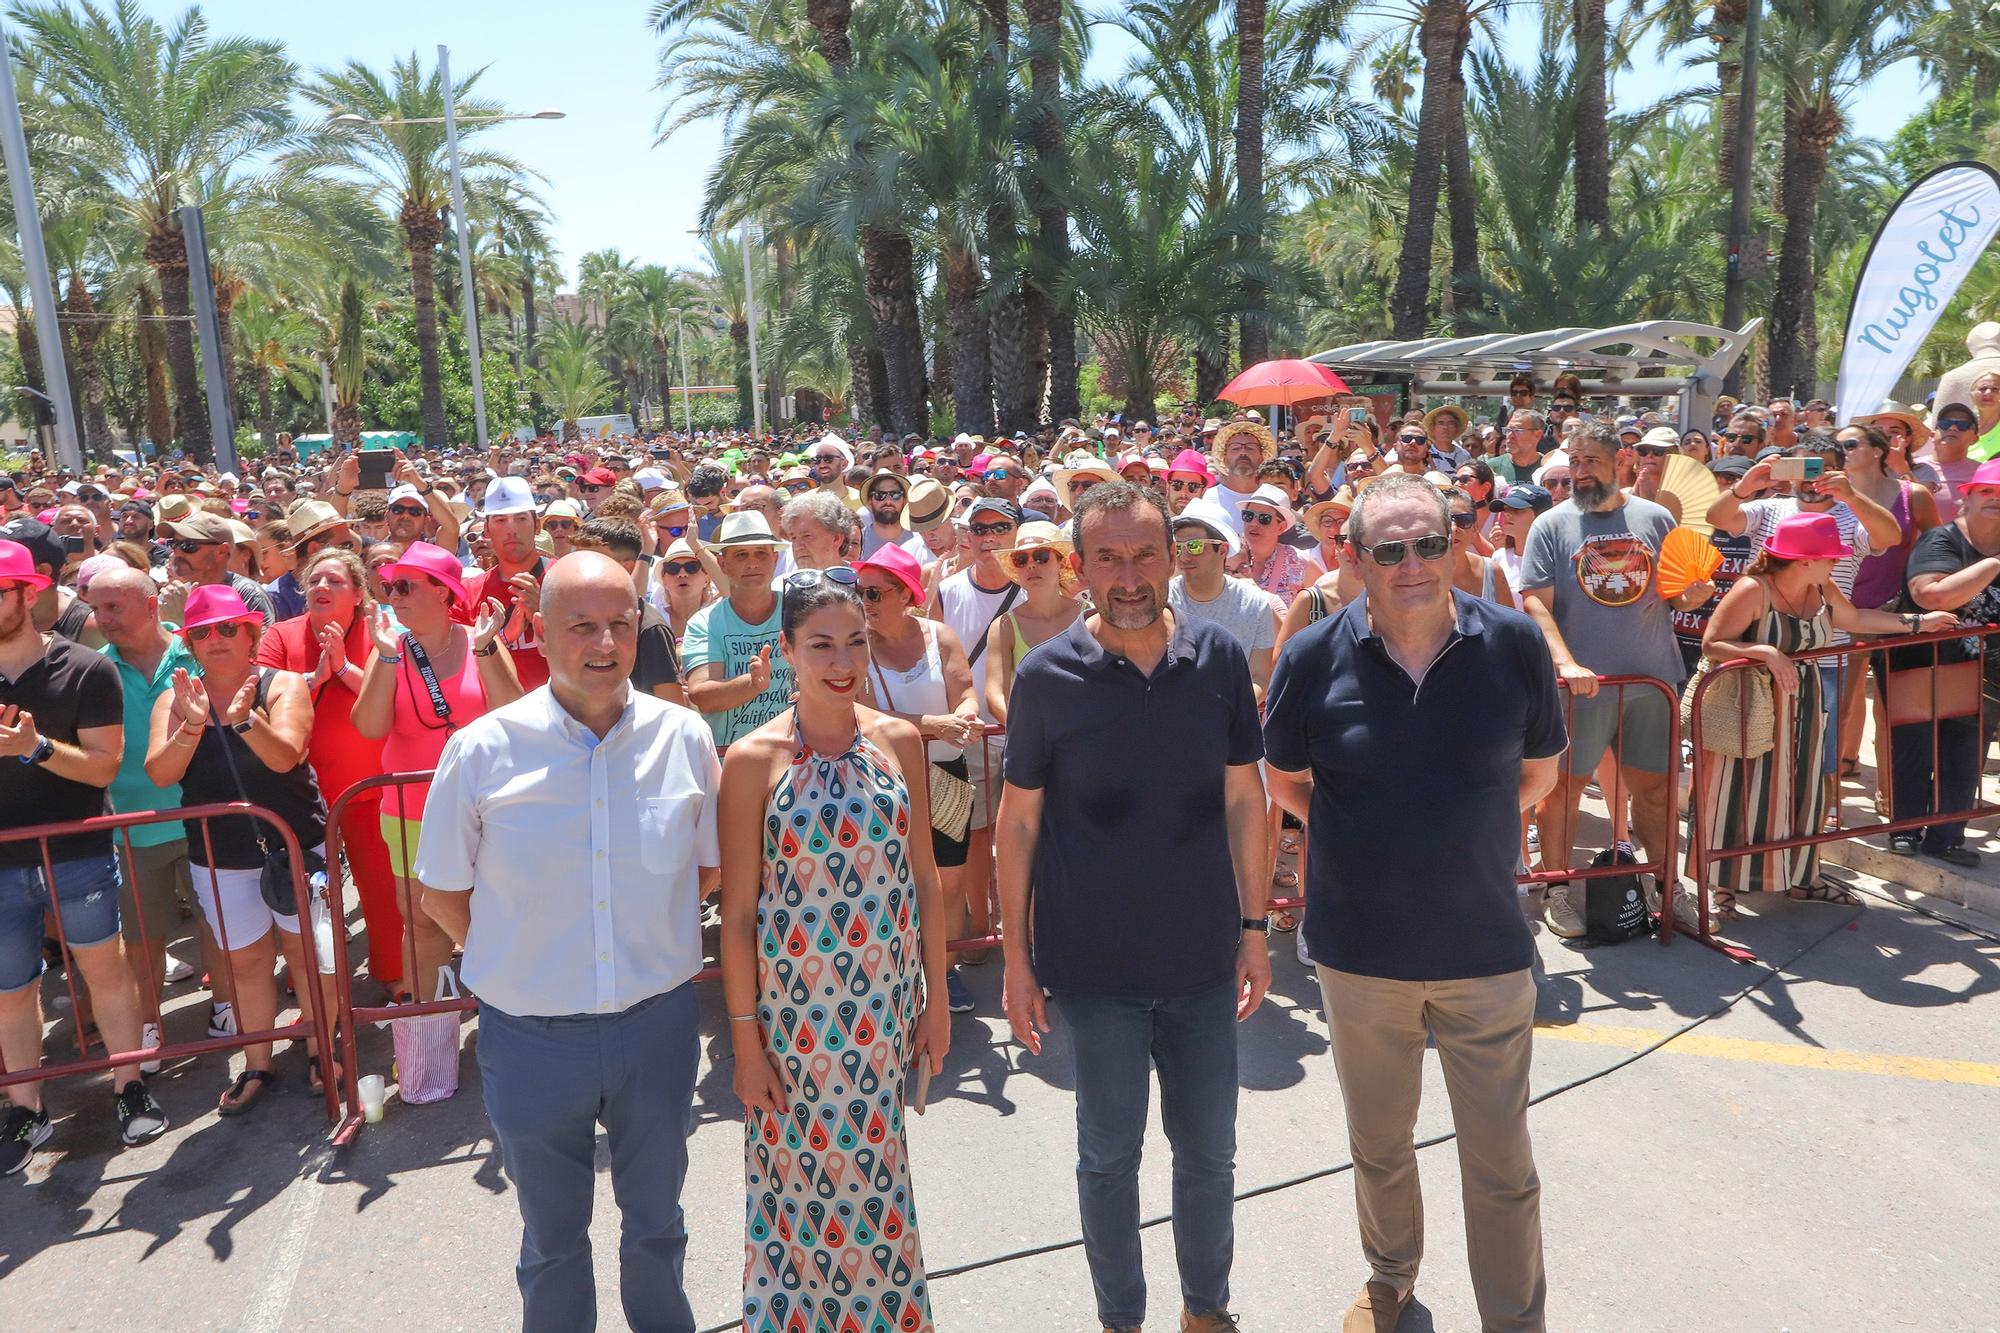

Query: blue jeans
[476,984,700,1333]
[1051,980,1239,1327]
[0,852,122,993]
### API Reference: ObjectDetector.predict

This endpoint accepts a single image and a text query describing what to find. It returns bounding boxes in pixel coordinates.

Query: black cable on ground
[695,904,1874,1333]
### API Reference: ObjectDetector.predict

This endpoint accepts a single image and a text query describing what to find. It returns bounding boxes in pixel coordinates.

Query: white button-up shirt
[415,687,721,1017]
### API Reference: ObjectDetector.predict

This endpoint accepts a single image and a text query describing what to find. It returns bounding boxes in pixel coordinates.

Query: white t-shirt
[1740,497,1872,643]
[936,567,1017,724]
[1169,575,1278,658]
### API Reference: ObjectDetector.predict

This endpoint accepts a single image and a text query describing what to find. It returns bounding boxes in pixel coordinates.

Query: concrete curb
[1823,836,2000,919]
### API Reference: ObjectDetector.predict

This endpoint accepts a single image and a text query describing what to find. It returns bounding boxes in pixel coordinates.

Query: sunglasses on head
[1007,548,1057,569]
[1354,533,1452,566]
[388,502,428,517]
[785,566,859,590]
[187,621,247,642]
[171,538,219,554]
[1242,510,1281,527]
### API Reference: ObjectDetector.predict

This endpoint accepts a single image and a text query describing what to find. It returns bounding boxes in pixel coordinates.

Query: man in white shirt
[416,552,720,1333]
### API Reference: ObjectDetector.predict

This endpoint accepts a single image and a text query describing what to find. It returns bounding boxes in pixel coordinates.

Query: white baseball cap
[482,475,537,515]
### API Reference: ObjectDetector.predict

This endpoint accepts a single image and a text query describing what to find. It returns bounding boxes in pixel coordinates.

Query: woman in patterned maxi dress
[716,571,952,1333]
[1696,513,1960,920]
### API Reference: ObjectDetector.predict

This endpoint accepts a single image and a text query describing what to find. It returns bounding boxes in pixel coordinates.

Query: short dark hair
[582,516,643,561]
[1070,479,1172,555]
[686,463,728,498]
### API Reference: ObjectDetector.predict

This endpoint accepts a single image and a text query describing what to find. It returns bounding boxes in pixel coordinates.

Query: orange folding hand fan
[1656,526,1724,600]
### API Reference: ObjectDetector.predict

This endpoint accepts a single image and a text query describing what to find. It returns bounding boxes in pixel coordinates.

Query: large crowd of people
[1,372,1993,1331]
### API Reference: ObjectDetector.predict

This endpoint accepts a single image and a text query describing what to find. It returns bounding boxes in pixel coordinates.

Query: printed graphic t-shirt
[681,596,795,747]
[1518,496,1686,686]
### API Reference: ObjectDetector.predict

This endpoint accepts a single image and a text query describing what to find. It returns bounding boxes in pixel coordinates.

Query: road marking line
[1538,1022,2000,1087]
[243,1141,334,1333]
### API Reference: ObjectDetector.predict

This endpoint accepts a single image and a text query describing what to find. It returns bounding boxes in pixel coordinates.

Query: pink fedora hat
[851,543,927,605]
[0,539,53,591]
[378,541,469,609]
[1763,512,1852,562]
[179,584,261,635]
[1958,457,2000,495]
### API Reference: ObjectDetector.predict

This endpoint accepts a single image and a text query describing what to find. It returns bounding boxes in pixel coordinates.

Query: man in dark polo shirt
[996,481,1270,1333]
[0,540,166,1174]
[1264,474,1565,1333]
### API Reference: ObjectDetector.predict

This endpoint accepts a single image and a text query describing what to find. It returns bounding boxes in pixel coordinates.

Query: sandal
[1711,890,1739,924]
[306,1054,344,1097]
[1270,908,1299,933]
[1279,834,1301,855]
[1271,868,1299,891]
[1788,881,1862,907]
[217,1069,276,1117]
[1839,757,1861,778]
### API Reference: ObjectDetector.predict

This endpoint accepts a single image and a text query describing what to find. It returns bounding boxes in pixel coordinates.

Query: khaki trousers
[1317,965,1546,1332]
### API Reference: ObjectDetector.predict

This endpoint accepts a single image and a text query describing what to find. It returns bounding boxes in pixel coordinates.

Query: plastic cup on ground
[358,1073,387,1123]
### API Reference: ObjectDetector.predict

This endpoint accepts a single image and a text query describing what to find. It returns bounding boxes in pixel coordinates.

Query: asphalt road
[4,857,1999,1333]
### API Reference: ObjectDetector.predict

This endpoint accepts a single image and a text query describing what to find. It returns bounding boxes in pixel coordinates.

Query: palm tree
[1237,0,1269,367]
[695,232,766,428]
[330,275,367,448]
[230,287,315,449]
[540,338,615,441]
[1762,0,1920,396]
[1573,0,1612,230]
[294,53,529,448]
[1023,0,1079,420]
[12,0,295,459]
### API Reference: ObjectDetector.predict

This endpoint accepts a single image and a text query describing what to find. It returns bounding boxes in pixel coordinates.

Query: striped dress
[1697,588,1832,894]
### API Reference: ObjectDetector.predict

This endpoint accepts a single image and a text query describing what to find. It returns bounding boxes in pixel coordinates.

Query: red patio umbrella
[1216,358,1351,408]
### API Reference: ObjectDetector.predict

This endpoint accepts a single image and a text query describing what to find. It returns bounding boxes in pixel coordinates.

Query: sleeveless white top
[872,619,959,762]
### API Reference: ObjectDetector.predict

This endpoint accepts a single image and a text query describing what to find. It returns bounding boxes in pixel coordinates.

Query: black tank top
[179,669,327,867]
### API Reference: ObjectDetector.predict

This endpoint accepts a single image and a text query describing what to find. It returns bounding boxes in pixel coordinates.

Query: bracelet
[728,1013,758,1023]
[1905,613,1920,634]
[377,652,403,665]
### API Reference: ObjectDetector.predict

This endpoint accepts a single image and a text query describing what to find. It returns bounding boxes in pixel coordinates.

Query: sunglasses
[1168,479,1204,492]
[1937,420,1977,432]
[1175,538,1218,556]
[1007,548,1057,569]
[968,520,1016,537]
[1354,533,1452,566]
[1242,510,1281,527]
[662,524,688,538]
[76,489,104,502]
[980,469,1015,482]
[662,560,703,576]
[785,567,858,590]
[859,585,903,603]
[1544,477,1572,488]
[867,490,905,502]
[187,621,247,642]
[171,539,219,554]
[1720,431,1762,443]
[543,519,577,533]
[388,502,428,517]
[1448,510,1478,529]
[1396,434,1427,445]
[1635,444,1673,457]
[384,577,440,598]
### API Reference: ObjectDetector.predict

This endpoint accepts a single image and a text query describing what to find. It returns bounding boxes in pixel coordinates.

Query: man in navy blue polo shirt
[1264,474,1567,1333]
[996,481,1270,1333]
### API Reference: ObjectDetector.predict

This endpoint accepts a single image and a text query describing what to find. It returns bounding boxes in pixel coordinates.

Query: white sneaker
[1646,879,1703,933]
[207,1001,237,1038]
[1544,884,1586,939]
[162,954,194,984]
[139,1021,162,1075]
[1525,824,1541,855]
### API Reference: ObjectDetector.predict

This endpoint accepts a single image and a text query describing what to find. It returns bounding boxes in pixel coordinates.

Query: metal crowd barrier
[0,803,339,1122]
[1686,625,2000,943]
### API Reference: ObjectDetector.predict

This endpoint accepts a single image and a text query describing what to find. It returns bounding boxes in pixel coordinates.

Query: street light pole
[0,16,79,471]
[437,44,487,451]
[741,218,763,438]
[671,307,693,435]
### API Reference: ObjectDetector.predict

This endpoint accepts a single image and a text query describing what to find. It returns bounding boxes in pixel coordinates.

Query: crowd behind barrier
[14,637,1988,1133]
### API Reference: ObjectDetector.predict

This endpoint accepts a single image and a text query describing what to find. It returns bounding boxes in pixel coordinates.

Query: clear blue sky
[141,0,1928,286]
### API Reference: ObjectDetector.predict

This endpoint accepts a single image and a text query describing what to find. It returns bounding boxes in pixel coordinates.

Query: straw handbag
[1681,657,1776,760]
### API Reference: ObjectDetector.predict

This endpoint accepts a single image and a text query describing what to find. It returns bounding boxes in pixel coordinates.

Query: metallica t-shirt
[1518,496,1686,686]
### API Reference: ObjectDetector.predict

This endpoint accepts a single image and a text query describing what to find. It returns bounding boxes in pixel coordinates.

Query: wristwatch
[231,717,254,734]
[474,641,500,657]
[1241,916,1271,934]
[18,735,53,766]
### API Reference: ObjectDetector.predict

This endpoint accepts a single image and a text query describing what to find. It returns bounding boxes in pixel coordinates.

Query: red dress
[258,613,404,985]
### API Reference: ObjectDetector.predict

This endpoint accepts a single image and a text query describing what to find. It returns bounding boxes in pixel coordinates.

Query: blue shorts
[0,852,123,993]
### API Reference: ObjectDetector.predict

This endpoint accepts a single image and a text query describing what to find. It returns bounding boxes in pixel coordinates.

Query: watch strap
[230,717,255,734]
[1241,915,1271,934]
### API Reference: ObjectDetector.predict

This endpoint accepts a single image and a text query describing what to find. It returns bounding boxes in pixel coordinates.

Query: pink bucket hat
[378,541,469,609]
[1165,448,1214,485]
[1958,457,2000,495]
[0,539,53,590]
[851,543,927,605]
[1763,512,1852,562]
[179,584,261,635]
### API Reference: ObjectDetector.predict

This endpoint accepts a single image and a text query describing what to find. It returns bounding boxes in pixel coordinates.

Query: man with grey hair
[1518,422,1698,937]
[418,551,720,1333]
[1491,409,1549,484]
[1265,470,1565,1332]
[780,489,859,571]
